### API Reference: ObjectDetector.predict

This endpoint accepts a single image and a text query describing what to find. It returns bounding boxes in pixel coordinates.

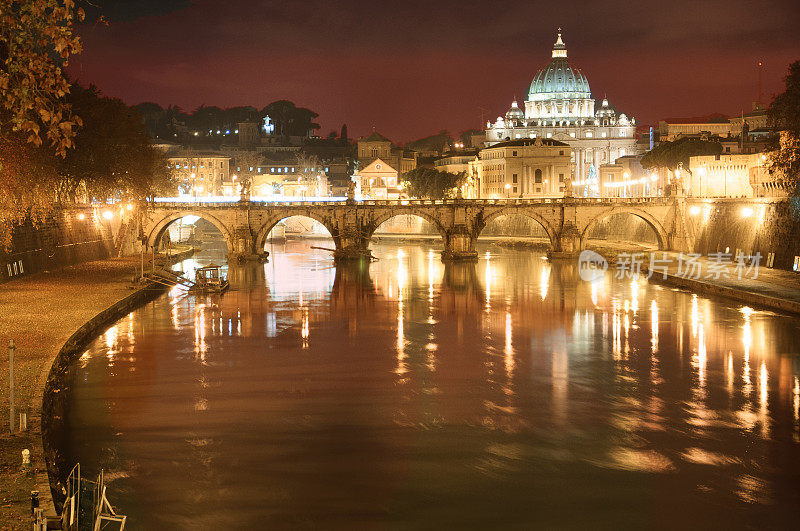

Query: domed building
[486,29,638,193]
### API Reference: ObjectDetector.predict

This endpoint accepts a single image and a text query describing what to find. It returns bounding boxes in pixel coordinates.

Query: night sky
[69,0,800,142]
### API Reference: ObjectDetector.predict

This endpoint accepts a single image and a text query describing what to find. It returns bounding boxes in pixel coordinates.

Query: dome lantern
[552,28,567,58]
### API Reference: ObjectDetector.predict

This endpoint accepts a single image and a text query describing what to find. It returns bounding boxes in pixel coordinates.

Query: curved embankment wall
[33,281,170,517]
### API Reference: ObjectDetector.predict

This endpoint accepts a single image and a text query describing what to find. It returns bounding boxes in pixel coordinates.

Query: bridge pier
[442,229,478,261]
[333,229,372,262]
[548,222,582,260]
[228,227,268,264]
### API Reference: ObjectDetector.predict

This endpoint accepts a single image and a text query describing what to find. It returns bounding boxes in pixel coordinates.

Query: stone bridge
[132,197,694,261]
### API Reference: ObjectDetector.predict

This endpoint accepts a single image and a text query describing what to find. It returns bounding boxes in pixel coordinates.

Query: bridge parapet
[150,196,674,209]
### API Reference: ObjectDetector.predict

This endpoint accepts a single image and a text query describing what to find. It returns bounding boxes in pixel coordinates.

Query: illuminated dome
[527,30,591,102]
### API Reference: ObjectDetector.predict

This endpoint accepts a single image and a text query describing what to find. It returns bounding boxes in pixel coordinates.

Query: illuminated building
[357,158,401,199]
[658,115,733,141]
[470,138,572,198]
[357,132,417,176]
[485,29,638,193]
[167,154,231,197]
[688,152,788,198]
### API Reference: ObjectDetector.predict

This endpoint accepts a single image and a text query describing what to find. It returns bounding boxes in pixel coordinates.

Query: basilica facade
[485,30,638,194]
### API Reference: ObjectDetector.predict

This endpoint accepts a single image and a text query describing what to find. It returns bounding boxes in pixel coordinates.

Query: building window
[559,150,564,155]
[512,174,518,183]
[559,173,564,182]
[513,187,517,193]
[535,169,543,183]
[512,151,517,157]
[585,131,593,138]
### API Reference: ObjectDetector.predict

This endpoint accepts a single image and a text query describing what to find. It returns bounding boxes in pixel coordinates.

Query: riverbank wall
[687,197,800,271]
[1,206,125,284]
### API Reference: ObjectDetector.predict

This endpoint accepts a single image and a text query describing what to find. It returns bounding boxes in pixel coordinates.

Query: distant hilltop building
[657,102,770,154]
[485,29,638,187]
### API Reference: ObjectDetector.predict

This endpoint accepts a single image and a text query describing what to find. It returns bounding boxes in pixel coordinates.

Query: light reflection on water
[61,240,800,529]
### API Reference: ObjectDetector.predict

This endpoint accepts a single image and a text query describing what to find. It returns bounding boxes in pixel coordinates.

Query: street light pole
[9,339,15,434]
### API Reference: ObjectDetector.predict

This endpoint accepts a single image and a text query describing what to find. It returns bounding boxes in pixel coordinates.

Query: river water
[61,240,800,529]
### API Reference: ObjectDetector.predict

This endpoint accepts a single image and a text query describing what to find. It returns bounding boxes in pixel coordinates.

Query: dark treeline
[135,100,325,142]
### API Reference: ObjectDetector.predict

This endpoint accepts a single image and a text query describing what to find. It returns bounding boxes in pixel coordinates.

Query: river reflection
[62,240,800,529]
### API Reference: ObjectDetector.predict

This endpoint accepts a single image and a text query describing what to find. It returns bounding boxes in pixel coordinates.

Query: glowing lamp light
[741,207,754,218]
[102,210,113,220]
[77,213,85,220]
[689,205,701,216]
[504,183,511,189]
[126,204,133,211]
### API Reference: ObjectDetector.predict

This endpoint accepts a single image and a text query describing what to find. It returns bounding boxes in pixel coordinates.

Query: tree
[640,137,723,173]
[0,0,85,156]
[1,0,87,248]
[401,167,463,199]
[58,85,174,202]
[767,60,800,195]
[233,150,263,194]
[260,100,320,137]
[0,132,59,248]
[293,152,327,196]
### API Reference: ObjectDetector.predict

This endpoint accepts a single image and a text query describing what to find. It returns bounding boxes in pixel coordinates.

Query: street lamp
[697,165,707,197]
[504,182,511,199]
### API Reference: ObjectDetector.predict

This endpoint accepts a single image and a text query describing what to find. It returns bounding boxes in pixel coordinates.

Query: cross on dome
[552,28,567,58]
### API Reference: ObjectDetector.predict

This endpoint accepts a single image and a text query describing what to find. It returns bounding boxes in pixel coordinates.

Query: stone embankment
[635,252,800,315]
[0,248,193,528]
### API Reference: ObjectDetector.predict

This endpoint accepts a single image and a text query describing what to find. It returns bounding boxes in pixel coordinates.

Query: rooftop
[487,138,570,149]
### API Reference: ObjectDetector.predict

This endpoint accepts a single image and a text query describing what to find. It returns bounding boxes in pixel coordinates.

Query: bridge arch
[581,207,668,250]
[254,213,339,251]
[478,208,558,248]
[367,211,448,244]
[148,210,234,253]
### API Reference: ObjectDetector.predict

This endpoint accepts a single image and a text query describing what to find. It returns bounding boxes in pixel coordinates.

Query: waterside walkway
[636,252,800,315]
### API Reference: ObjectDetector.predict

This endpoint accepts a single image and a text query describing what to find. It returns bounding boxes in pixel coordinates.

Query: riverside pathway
[0,257,157,529]
[629,251,800,315]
